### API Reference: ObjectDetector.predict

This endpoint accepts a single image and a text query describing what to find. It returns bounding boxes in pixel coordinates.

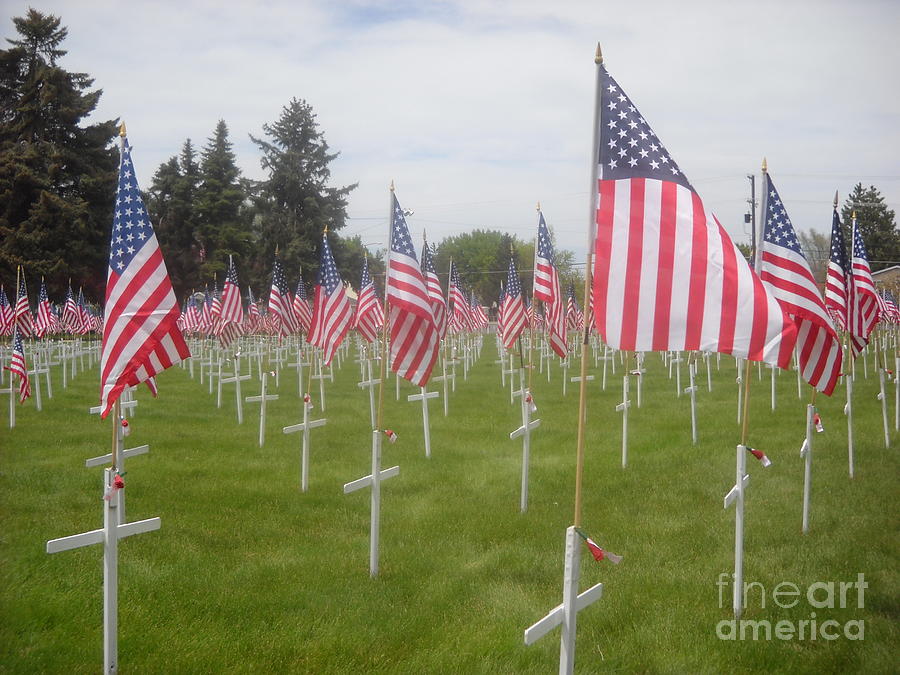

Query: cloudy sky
[7,0,899,264]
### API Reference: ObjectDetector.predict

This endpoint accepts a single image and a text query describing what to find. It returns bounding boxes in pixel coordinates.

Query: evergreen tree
[841,183,899,271]
[195,120,251,282]
[248,98,356,288]
[0,9,117,299]
[148,140,201,299]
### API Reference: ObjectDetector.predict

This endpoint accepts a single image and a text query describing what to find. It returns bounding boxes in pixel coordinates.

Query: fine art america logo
[715,573,867,641]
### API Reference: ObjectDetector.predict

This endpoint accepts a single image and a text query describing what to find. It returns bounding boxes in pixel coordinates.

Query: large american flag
[308,232,353,365]
[387,193,440,385]
[293,276,313,334]
[591,65,796,366]
[824,207,849,332]
[5,327,30,403]
[421,242,447,338]
[268,258,295,338]
[100,135,190,418]
[61,284,78,333]
[217,257,244,347]
[13,274,33,338]
[448,260,471,333]
[499,256,526,349]
[0,286,12,336]
[354,256,384,343]
[34,280,53,338]
[759,173,841,395]
[849,218,880,357]
[534,212,568,357]
[76,288,91,334]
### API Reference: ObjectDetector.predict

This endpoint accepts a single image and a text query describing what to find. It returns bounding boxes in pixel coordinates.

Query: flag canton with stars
[317,236,343,294]
[537,213,555,260]
[853,225,870,260]
[762,175,801,253]
[506,258,522,298]
[599,66,692,191]
[421,241,437,274]
[296,277,308,300]
[830,212,848,266]
[361,257,373,288]
[391,197,419,262]
[109,141,153,273]
[273,260,290,293]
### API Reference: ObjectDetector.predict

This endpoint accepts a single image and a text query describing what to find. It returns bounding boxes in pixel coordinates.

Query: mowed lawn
[1,336,898,673]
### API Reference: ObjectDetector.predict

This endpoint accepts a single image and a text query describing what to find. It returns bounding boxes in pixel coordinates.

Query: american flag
[209,281,223,335]
[182,294,200,334]
[824,207,849,332]
[13,274,33,338]
[268,258,295,338]
[534,212,568,357]
[217,258,244,347]
[759,173,841,395]
[5,327,31,403]
[497,281,506,337]
[879,290,900,324]
[0,286,12,336]
[76,288,91,334]
[448,260,471,333]
[293,275,313,334]
[387,193,440,386]
[100,134,190,418]
[566,284,584,331]
[308,232,353,364]
[246,287,261,332]
[61,284,78,332]
[471,293,488,331]
[421,242,447,338]
[591,65,796,366]
[849,217,880,357]
[34,280,53,338]
[499,256,526,349]
[354,256,384,343]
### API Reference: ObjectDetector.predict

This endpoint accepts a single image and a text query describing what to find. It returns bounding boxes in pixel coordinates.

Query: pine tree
[148,140,201,299]
[249,98,356,288]
[195,120,251,282]
[0,9,117,299]
[841,183,899,271]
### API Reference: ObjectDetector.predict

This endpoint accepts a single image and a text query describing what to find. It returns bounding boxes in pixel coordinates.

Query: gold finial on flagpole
[595,43,603,65]
[852,210,857,220]
[324,225,328,234]
[762,157,767,173]
[390,180,395,192]
[834,191,839,208]
[274,245,279,257]
[536,201,541,212]
[118,121,126,137]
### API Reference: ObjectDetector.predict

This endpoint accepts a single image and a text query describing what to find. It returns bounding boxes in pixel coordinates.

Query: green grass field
[2,337,898,673]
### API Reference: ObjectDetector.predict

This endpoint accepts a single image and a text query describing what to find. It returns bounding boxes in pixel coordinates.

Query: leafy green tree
[841,183,899,272]
[248,98,356,289]
[0,9,117,299]
[797,227,829,284]
[434,229,531,304]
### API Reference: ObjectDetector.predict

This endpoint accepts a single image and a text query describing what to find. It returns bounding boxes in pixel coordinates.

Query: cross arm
[723,474,751,509]
[523,581,604,645]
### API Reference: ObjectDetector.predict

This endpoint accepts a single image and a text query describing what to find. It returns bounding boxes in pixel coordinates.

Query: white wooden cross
[246,371,279,447]
[684,362,699,446]
[524,525,605,674]
[630,351,645,408]
[282,393,327,492]
[560,357,571,396]
[495,346,508,387]
[671,351,683,397]
[343,430,400,577]
[407,385,439,458]
[85,413,148,525]
[769,363,777,411]
[569,372,594,401]
[357,358,381,427]
[616,375,631,468]
[599,344,613,391]
[287,344,310,398]
[799,404,815,534]
[704,351,712,392]
[46,468,161,673]
[1,365,16,429]
[220,355,251,424]
[510,370,541,513]
[431,355,453,417]
[877,367,890,448]
[724,444,752,619]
